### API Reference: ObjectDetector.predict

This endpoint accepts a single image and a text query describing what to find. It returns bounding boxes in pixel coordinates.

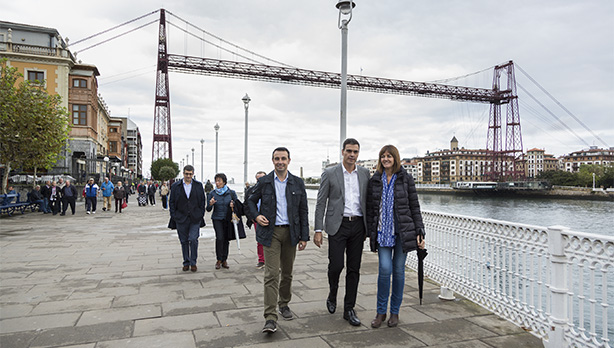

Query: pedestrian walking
[100,177,114,211]
[124,180,131,204]
[245,147,310,334]
[160,182,169,210]
[60,180,78,215]
[84,178,100,214]
[113,181,126,213]
[168,165,206,272]
[245,171,267,269]
[314,138,370,326]
[206,173,239,270]
[366,144,426,328]
[147,180,157,206]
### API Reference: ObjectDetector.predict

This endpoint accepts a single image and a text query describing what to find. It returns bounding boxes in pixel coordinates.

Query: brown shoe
[387,313,399,327]
[215,261,221,269]
[182,265,189,272]
[190,265,197,272]
[371,313,386,328]
[221,261,229,269]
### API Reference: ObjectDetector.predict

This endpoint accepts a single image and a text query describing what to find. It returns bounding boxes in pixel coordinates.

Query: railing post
[544,226,569,348]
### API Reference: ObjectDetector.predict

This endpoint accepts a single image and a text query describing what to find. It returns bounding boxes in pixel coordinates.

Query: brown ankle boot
[215,260,221,269]
[371,313,386,328]
[387,313,399,327]
[221,261,229,269]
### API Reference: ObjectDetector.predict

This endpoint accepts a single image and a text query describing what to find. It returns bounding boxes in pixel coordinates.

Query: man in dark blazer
[314,138,370,326]
[168,165,206,272]
[246,147,309,334]
[147,180,157,206]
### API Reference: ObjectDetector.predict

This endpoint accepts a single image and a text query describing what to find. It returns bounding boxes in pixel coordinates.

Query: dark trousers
[213,219,230,262]
[51,199,60,215]
[62,196,76,214]
[148,194,155,205]
[86,196,97,212]
[328,218,365,311]
[161,195,168,209]
[177,222,200,266]
[115,198,123,212]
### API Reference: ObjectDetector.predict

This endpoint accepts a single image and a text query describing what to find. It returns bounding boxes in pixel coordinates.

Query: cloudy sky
[5,1,614,182]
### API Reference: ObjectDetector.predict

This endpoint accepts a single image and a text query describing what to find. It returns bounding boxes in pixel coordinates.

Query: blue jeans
[42,198,51,213]
[177,222,200,266]
[377,235,407,315]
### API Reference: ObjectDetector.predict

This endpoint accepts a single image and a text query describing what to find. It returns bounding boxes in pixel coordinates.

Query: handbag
[121,201,127,209]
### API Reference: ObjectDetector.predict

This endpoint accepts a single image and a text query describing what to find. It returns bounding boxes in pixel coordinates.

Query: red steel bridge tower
[152,9,172,161]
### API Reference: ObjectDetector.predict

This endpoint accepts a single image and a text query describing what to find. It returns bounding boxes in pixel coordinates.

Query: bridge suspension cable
[516,64,609,148]
[73,20,158,55]
[69,9,160,46]
[165,10,293,68]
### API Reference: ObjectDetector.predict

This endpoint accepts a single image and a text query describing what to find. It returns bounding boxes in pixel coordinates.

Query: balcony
[1,42,73,59]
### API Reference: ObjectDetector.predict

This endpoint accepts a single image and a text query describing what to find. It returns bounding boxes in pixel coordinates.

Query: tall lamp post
[103,156,109,180]
[191,148,195,167]
[336,0,355,161]
[214,123,220,173]
[200,139,204,182]
[242,93,251,192]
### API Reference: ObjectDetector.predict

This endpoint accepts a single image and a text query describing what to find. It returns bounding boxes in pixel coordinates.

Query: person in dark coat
[49,181,61,215]
[245,171,267,269]
[40,181,52,213]
[147,180,157,206]
[168,165,206,272]
[61,180,78,215]
[113,181,126,213]
[366,144,426,328]
[246,147,309,334]
[206,173,238,270]
[29,185,45,212]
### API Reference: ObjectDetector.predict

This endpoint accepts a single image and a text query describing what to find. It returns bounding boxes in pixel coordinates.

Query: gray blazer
[314,163,370,236]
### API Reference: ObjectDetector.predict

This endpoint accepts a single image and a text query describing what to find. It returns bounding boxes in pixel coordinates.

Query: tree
[536,170,578,186]
[150,158,179,180]
[0,60,71,193]
[158,166,177,182]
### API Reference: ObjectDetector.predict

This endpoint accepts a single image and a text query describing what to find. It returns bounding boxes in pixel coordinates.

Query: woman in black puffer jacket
[366,144,426,329]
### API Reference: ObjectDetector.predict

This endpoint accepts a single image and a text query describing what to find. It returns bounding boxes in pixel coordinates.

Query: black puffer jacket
[366,170,425,253]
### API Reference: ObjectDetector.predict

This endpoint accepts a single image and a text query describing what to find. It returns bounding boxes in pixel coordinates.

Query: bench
[0,193,36,216]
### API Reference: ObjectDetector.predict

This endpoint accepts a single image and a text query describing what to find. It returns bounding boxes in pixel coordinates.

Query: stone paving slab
[0,202,543,347]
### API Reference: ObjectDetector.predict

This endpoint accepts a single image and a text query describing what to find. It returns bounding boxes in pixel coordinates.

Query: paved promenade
[0,201,542,347]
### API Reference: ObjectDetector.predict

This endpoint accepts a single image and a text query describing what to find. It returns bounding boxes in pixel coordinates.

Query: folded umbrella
[231,207,241,252]
[417,230,428,305]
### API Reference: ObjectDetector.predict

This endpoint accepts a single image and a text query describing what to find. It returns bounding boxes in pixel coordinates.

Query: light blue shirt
[274,171,289,225]
[183,180,192,199]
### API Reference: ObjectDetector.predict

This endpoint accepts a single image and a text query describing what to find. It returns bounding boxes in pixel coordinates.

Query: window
[110,127,118,133]
[27,70,45,83]
[72,104,87,125]
[110,141,118,153]
[73,79,87,88]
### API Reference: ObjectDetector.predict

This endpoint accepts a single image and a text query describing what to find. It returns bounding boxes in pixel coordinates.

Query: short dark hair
[272,147,290,159]
[255,171,267,177]
[214,173,227,184]
[342,138,360,150]
[376,144,402,174]
[183,165,194,173]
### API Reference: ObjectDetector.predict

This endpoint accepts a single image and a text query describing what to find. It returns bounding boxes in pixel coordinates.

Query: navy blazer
[168,179,206,228]
[246,171,309,247]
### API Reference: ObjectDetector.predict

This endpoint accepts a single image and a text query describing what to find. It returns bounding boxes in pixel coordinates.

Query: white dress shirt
[343,166,362,217]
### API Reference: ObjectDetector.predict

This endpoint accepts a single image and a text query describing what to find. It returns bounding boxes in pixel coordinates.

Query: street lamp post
[103,156,109,180]
[191,148,195,167]
[242,93,251,192]
[336,0,355,161]
[593,172,596,190]
[214,123,220,173]
[200,139,205,182]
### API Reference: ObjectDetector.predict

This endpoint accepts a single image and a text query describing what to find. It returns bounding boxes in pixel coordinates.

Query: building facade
[562,147,614,173]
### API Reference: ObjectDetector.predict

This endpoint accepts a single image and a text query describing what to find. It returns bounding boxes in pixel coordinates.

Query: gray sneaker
[278,306,293,320]
[262,320,277,333]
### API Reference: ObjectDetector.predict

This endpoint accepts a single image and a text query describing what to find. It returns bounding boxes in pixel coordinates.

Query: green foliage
[0,60,71,193]
[150,158,179,180]
[158,166,177,181]
[537,170,578,186]
[537,164,614,188]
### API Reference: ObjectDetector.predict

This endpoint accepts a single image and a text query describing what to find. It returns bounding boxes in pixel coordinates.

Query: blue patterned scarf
[215,185,229,196]
[378,172,397,247]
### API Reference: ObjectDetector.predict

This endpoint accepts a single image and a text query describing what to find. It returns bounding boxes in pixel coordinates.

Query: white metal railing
[406,211,613,348]
[415,183,451,189]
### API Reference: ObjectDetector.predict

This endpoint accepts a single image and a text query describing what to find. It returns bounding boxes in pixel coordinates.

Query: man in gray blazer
[314,138,370,326]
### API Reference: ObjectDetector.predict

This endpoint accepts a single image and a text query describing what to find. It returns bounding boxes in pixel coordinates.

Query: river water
[233,184,613,238]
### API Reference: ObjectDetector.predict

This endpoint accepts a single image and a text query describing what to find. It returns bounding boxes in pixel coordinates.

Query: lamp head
[336,0,355,15]
[242,93,251,105]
